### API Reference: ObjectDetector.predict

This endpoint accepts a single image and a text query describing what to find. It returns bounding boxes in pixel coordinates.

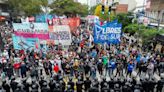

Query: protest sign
[13,23,48,33]
[13,23,49,40]
[86,15,99,24]
[94,24,107,44]
[52,17,80,26]
[94,20,122,44]
[14,32,49,40]
[52,17,80,32]
[49,25,72,45]
[12,34,39,50]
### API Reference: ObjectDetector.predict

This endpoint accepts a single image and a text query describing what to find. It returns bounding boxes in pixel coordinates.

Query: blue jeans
[108,68,114,76]
[91,71,96,79]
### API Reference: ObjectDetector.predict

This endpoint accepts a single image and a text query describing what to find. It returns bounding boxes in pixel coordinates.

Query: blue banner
[94,24,106,44]
[94,20,122,44]
[12,34,39,50]
[35,14,54,23]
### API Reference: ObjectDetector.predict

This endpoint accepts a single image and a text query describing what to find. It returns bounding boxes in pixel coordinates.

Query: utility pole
[157,19,160,31]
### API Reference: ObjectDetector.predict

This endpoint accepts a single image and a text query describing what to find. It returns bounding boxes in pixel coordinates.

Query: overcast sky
[135,0,146,6]
[77,0,146,6]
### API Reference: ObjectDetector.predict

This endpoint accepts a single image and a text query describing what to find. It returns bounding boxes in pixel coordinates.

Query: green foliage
[49,0,88,17]
[110,11,117,21]
[123,24,139,35]
[141,28,157,39]
[7,0,88,16]
[141,28,158,44]
[123,23,161,45]
[115,13,133,29]
[157,29,164,35]
[21,0,43,16]
[7,0,49,16]
[89,5,99,15]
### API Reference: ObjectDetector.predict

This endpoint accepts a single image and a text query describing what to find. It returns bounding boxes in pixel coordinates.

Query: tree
[7,0,49,16]
[124,24,139,35]
[49,0,88,17]
[115,13,133,29]
[141,28,158,45]
[89,5,98,15]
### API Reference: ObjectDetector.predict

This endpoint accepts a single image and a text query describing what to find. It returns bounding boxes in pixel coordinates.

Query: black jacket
[84,79,91,90]
[88,87,99,92]
[68,81,74,90]
[76,81,83,92]
[41,87,51,92]
[10,80,18,92]
[2,82,10,92]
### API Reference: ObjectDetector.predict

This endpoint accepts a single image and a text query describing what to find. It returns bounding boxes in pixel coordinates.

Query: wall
[116,4,128,13]
[146,0,164,23]
[117,0,137,11]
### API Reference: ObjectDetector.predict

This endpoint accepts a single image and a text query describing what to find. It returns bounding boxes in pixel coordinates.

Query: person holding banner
[0,18,164,92]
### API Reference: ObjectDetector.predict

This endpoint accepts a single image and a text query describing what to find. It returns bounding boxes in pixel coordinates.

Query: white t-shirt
[3,51,9,59]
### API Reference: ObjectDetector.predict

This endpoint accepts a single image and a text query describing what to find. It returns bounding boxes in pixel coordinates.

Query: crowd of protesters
[0,24,164,92]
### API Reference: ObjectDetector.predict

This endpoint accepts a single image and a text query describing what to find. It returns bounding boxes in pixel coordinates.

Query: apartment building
[146,0,164,23]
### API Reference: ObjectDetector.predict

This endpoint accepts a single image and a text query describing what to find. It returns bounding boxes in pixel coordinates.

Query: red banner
[51,17,80,32]
[14,32,49,40]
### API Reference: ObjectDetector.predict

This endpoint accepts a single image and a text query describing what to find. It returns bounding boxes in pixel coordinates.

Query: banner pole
[104,42,107,51]
[80,28,83,41]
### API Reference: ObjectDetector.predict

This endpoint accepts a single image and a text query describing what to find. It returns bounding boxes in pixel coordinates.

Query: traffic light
[108,6,111,15]
[102,5,105,14]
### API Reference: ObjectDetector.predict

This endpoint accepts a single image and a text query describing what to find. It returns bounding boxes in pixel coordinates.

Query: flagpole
[104,42,107,51]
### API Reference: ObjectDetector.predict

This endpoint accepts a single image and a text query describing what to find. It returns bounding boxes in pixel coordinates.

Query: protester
[0,22,163,92]
[127,61,134,77]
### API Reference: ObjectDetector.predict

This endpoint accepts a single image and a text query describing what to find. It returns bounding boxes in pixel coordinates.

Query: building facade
[103,0,137,13]
[118,0,137,11]
[0,0,9,21]
[146,0,164,23]
[75,0,100,7]
[0,0,9,16]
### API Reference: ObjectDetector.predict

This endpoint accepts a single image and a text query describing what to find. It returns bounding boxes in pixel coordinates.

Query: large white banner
[13,23,49,40]
[49,25,72,45]
[13,23,49,33]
